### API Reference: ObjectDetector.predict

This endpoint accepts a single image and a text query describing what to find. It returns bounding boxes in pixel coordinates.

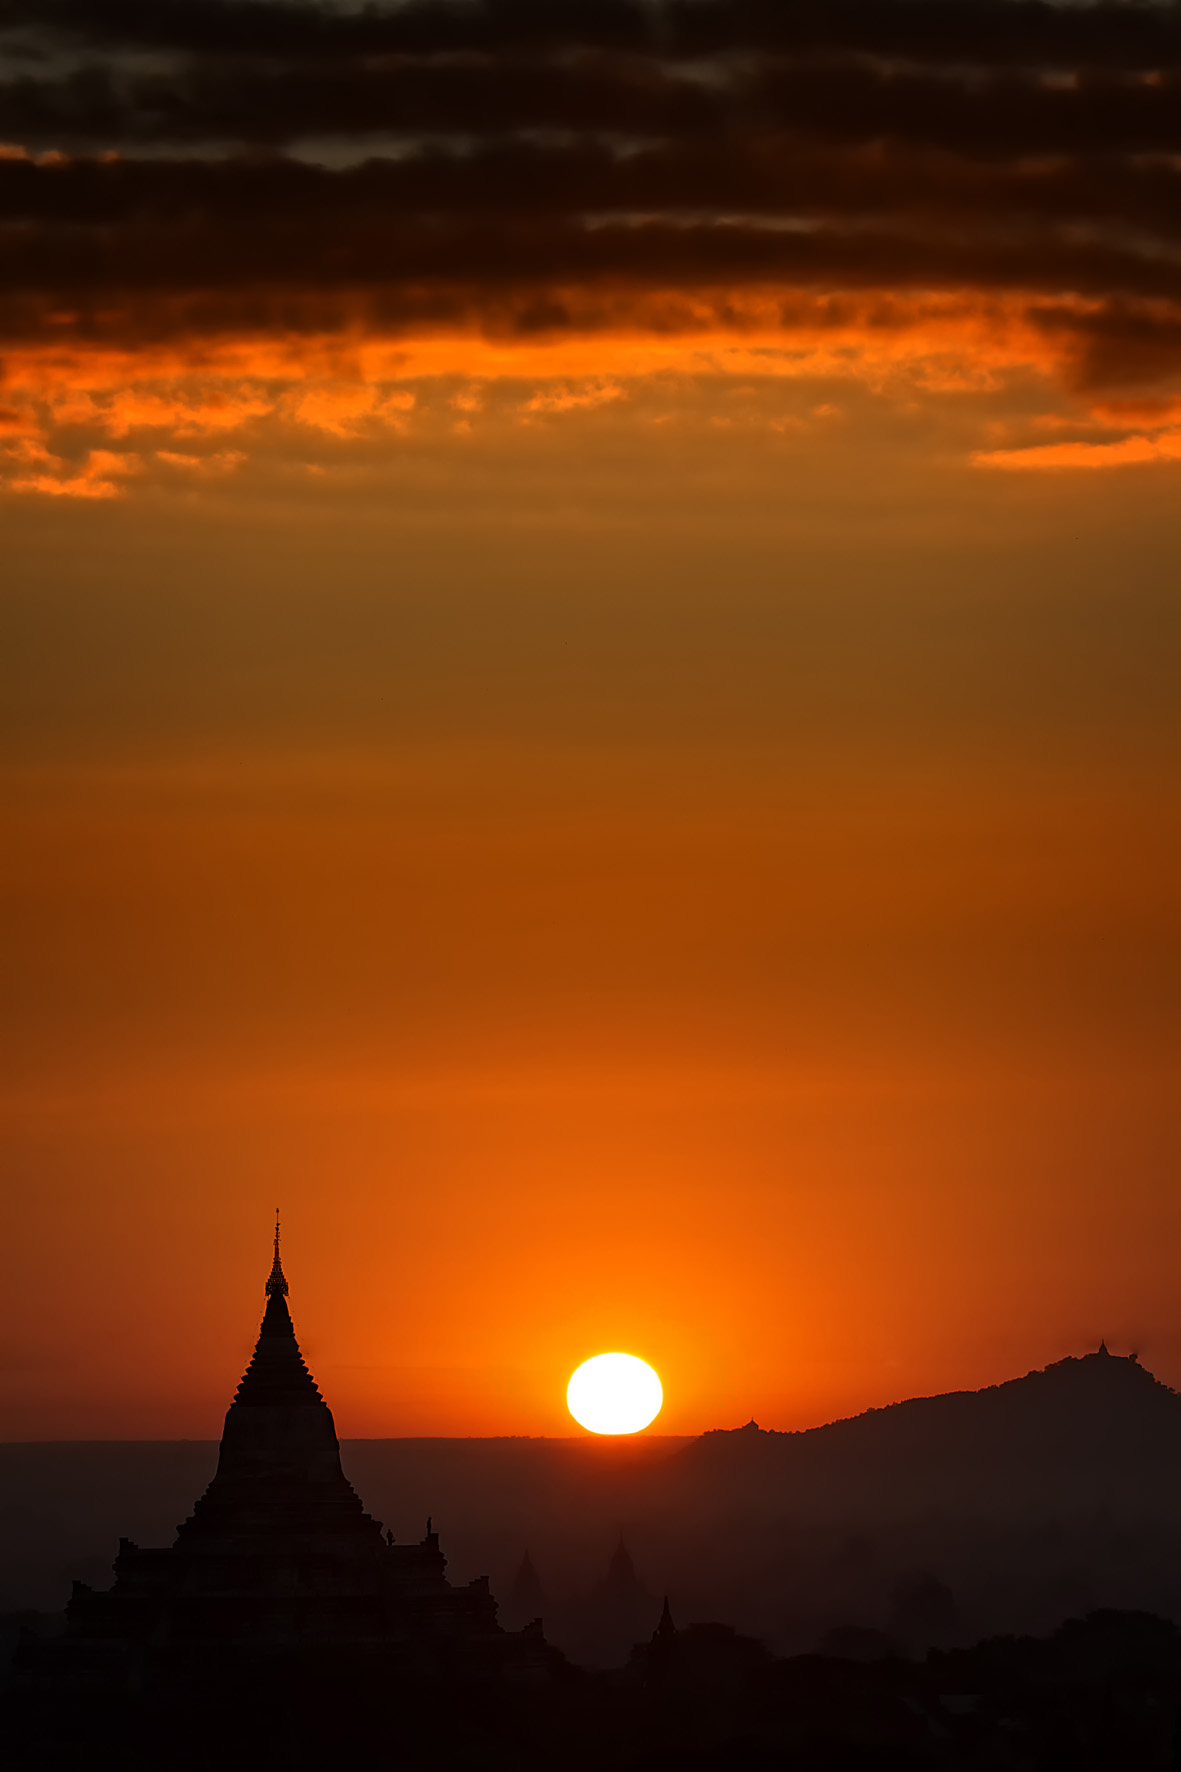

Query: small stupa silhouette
[509,1549,545,1619]
[601,1533,646,1600]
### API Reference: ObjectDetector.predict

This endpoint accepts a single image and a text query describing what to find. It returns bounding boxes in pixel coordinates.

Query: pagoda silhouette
[39,1220,550,1689]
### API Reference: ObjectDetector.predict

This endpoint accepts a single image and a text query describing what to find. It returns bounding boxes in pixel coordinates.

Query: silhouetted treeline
[6,1606,1181,1770]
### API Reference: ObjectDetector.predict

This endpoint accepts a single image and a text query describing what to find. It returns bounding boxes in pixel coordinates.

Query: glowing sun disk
[566,1352,663,1435]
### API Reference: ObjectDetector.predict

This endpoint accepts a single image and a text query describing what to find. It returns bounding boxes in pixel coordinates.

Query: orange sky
[2,0,1180,1440]
[3,407,1179,1438]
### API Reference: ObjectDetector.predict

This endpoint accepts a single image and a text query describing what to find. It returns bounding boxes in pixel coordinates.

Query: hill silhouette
[631,1347,1181,1653]
[672,1346,1181,1520]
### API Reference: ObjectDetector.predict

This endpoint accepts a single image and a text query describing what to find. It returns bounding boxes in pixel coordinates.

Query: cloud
[0,128,1178,401]
[4,441,139,496]
[98,388,274,436]
[522,381,622,414]
[11,0,1181,69]
[7,54,1181,163]
[975,428,1181,471]
[0,288,1171,496]
[4,0,1181,475]
[156,447,245,472]
[288,384,415,435]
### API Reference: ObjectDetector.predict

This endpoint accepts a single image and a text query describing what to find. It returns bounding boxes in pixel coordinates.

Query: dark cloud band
[3,0,1181,395]
[5,58,1181,158]
[7,0,1181,69]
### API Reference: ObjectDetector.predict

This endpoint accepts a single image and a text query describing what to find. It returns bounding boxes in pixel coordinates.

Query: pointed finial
[266,1209,288,1297]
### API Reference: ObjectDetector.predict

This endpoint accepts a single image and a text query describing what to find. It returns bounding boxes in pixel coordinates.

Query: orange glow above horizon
[3,719,1179,1439]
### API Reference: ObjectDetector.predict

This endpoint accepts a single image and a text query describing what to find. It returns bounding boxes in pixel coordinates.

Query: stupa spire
[175,1219,382,1566]
[266,1208,288,1298]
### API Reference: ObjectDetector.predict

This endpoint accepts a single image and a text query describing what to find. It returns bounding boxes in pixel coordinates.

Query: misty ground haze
[6,1347,1180,1667]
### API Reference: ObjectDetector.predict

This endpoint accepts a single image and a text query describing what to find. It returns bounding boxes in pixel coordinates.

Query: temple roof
[232,1283,325,1409]
[222,1213,323,1408]
[266,1208,289,1298]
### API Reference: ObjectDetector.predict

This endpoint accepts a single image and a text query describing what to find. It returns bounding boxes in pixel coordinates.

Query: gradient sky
[1,0,1179,1440]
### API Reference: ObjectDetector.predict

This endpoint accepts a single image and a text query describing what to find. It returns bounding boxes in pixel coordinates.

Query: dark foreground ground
[5,1607,1181,1771]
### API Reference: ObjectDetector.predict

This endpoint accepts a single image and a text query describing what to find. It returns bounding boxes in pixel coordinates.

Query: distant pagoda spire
[266,1208,289,1298]
[510,1550,545,1619]
[602,1533,645,1599]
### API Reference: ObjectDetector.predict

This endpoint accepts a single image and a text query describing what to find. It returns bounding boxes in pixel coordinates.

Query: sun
[566,1352,663,1435]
